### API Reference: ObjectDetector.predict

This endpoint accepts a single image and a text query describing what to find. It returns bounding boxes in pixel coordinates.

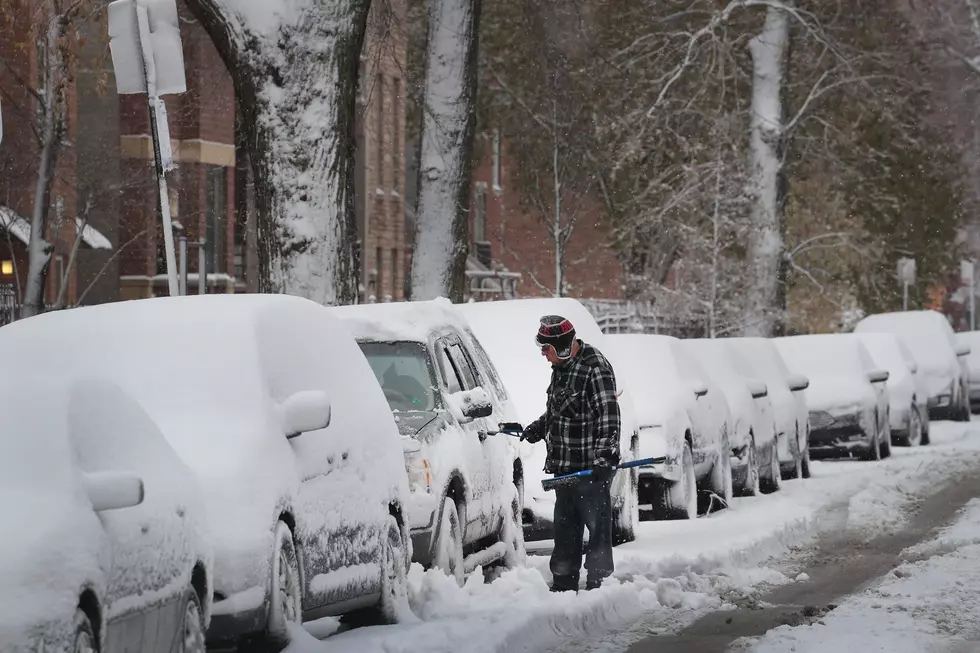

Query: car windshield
[358,341,439,412]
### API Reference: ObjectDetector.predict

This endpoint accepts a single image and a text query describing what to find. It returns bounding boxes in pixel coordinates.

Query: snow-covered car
[683,338,780,496]
[331,299,524,584]
[0,377,211,653]
[856,332,930,447]
[605,334,734,519]
[725,338,811,482]
[855,310,971,421]
[774,334,892,460]
[0,295,413,648]
[456,297,640,544]
[956,330,980,413]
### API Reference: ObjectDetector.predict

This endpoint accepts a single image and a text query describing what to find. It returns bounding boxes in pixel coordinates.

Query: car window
[465,327,510,402]
[438,344,464,394]
[359,340,439,411]
[448,342,479,390]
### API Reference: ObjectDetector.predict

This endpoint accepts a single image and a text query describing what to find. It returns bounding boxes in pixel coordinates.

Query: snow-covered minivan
[0,295,413,649]
[332,299,525,584]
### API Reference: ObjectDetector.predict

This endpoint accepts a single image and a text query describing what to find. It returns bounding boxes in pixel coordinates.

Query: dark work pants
[550,473,614,591]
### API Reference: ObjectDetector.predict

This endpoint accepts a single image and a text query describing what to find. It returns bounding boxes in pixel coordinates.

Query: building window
[491,129,502,192]
[206,166,227,275]
[392,78,401,193]
[474,182,487,243]
[390,248,398,299]
[0,260,12,276]
[376,74,385,190]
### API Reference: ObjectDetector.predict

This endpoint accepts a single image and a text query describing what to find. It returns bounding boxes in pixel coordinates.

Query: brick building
[464,131,625,301]
[355,0,409,303]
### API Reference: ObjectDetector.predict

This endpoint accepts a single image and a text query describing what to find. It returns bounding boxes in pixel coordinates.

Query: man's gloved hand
[592,459,615,483]
[521,421,543,442]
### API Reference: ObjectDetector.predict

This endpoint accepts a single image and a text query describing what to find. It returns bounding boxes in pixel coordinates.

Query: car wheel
[378,515,412,623]
[72,609,96,653]
[432,497,465,586]
[612,466,639,545]
[736,435,760,497]
[179,587,206,653]
[863,414,882,461]
[760,442,782,494]
[901,404,923,447]
[801,439,812,479]
[783,426,805,480]
[703,434,733,513]
[267,520,302,647]
[655,442,697,520]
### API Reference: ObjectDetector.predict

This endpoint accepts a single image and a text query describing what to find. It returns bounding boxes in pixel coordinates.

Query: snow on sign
[108,0,187,96]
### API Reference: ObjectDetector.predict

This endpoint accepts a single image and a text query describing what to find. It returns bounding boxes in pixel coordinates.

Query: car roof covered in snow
[330,297,470,343]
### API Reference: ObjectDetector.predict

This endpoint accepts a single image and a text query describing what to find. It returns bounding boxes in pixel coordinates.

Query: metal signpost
[898,257,916,311]
[108,0,186,296]
[962,259,976,330]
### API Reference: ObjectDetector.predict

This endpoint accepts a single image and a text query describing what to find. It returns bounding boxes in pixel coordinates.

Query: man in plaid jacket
[522,315,621,592]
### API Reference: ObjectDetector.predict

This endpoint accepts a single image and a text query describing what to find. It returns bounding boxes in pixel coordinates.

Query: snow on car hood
[804,373,876,414]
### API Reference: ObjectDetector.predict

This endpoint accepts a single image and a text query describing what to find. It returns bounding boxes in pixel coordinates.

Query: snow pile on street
[742,498,980,652]
[282,423,980,653]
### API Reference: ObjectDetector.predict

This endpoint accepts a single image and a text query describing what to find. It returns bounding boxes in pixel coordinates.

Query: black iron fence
[0,285,16,327]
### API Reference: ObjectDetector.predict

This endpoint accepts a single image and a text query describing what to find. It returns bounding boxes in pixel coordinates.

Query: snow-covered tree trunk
[186,0,369,305]
[742,3,791,337]
[22,7,68,319]
[410,0,482,301]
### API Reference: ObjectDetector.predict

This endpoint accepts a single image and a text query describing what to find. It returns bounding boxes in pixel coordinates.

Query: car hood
[805,374,876,413]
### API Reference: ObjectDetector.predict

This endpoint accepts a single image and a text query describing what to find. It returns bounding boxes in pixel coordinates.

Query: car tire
[654,442,697,520]
[863,414,882,461]
[898,404,923,447]
[783,426,805,480]
[377,515,412,624]
[266,521,302,648]
[736,434,761,497]
[432,498,465,586]
[760,442,782,494]
[612,466,639,545]
[71,609,96,653]
[179,586,207,653]
[703,433,733,513]
[801,439,812,479]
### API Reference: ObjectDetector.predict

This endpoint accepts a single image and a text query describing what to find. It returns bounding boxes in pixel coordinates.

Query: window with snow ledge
[491,129,502,193]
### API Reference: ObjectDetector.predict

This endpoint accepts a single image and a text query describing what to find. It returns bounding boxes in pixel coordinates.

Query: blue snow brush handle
[541,457,667,491]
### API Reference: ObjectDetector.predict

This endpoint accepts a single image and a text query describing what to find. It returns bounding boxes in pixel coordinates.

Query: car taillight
[404,449,432,494]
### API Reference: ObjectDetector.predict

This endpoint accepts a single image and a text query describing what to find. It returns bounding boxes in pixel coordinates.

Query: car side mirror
[956,342,971,357]
[868,369,890,384]
[690,382,708,397]
[746,379,768,399]
[909,361,918,374]
[447,387,493,423]
[83,471,145,512]
[280,390,332,439]
[787,374,809,392]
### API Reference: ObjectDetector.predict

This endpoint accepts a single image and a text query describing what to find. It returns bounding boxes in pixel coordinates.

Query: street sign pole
[135,4,178,297]
[108,0,186,296]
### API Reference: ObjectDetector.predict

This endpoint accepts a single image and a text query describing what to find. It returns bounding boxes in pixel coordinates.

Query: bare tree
[184,0,370,305]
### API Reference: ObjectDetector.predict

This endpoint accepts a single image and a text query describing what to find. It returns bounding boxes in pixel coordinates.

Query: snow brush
[541,457,666,491]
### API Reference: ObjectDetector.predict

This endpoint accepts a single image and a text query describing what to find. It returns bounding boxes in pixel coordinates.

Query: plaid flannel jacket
[525,341,622,475]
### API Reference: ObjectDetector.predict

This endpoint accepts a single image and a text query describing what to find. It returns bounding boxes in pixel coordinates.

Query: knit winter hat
[535,315,576,359]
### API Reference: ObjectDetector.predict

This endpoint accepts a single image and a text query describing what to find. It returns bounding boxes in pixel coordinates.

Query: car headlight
[404,448,432,494]
[936,394,952,407]
[809,411,834,430]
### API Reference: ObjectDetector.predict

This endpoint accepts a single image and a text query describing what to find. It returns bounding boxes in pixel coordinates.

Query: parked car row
[1,294,972,653]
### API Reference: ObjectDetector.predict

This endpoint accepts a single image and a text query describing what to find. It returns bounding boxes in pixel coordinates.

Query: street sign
[108,0,186,96]
[962,259,975,285]
[898,257,916,285]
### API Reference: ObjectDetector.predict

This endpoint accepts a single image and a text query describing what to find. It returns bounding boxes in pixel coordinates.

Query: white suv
[333,300,525,584]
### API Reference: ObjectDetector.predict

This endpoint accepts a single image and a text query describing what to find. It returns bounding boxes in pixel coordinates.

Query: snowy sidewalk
[740,497,980,652]
[285,422,980,653]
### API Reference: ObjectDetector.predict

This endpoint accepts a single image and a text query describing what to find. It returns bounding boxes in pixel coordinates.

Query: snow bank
[744,490,980,651]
